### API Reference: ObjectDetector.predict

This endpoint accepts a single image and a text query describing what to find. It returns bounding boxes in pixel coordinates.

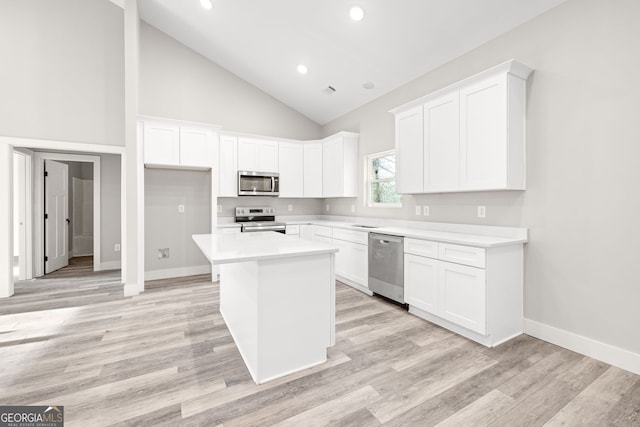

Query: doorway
[12,150,32,281]
[34,152,102,277]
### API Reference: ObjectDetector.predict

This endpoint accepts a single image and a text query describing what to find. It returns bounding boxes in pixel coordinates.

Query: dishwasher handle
[369,233,403,244]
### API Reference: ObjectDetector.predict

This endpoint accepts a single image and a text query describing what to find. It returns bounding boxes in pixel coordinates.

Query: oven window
[240,176,272,192]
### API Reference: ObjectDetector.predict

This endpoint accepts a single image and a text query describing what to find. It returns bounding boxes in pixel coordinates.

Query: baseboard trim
[524,318,640,376]
[144,265,212,281]
[98,260,121,271]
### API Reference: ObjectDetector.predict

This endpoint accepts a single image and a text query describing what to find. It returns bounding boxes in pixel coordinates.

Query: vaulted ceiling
[138,0,568,124]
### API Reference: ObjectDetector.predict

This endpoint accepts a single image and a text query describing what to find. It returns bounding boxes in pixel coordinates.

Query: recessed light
[297,64,308,75]
[200,0,213,10]
[362,81,375,90]
[350,6,365,21]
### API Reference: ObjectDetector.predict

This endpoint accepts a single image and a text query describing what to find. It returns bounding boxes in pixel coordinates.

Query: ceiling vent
[323,85,337,95]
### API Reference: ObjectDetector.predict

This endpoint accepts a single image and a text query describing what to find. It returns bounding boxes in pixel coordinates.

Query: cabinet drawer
[438,243,485,268]
[286,225,300,235]
[404,238,438,258]
[313,225,333,238]
[333,228,368,245]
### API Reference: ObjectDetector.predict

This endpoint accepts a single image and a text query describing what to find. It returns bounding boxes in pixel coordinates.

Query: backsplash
[217,197,323,217]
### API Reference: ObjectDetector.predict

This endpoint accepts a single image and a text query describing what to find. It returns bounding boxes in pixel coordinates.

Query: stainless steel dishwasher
[368,233,405,304]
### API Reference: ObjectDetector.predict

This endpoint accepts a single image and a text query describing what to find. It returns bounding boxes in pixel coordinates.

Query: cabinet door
[300,224,314,240]
[424,92,459,192]
[258,140,279,172]
[303,142,323,197]
[219,135,238,197]
[438,261,486,334]
[278,142,304,197]
[404,254,438,314]
[333,239,350,279]
[143,121,180,166]
[237,137,259,171]
[180,126,213,167]
[395,105,423,194]
[322,136,344,197]
[460,75,507,190]
[349,243,368,287]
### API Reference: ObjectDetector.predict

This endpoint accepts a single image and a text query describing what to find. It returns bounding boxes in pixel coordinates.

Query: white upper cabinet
[238,137,278,172]
[391,60,532,194]
[322,133,358,198]
[424,92,460,192]
[143,121,180,166]
[395,105,423,194]
[219,134,238,197]
[303,141,323,198]
[143,120,215,169]
[179,126,215,168]
[278,142,304,198]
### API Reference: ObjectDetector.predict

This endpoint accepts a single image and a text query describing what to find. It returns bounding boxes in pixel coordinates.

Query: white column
[0,143,14,297]
[123,0,142,296]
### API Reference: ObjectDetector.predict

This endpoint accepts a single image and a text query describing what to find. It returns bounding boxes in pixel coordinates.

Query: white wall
[321,0,640,356]
[100,154,122,265]
[139,22,322,140]
[144,169,211,273]
[0,0,124,146]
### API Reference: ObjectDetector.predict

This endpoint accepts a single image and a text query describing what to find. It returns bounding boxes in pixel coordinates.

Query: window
[367,150,402,207]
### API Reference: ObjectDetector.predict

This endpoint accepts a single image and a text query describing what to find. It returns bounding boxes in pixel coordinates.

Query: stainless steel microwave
[238,171,280,196]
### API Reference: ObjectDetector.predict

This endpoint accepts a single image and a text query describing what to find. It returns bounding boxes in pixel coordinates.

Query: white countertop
[193,232,338,264]
[216,216,527,248]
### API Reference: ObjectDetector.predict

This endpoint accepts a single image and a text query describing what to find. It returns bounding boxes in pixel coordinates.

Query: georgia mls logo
[0,405,64,427]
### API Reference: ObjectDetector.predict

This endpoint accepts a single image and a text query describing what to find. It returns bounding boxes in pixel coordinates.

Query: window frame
[366,149,402,208]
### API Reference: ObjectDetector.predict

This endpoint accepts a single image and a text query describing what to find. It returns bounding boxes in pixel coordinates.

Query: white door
[459,74,507,190]
[303,142,323,197]
[424,92,460,192]
[45,160,69,274]
[404,254,438,314]
[278,142,304,197]
[180,126,213,167]
[219,135,238,197]
[143,121,180,166]
[13,153,28,280]
[322,136,344,197]
[349,243,368,287]
[438,261,486,334]
[395,105,424,194]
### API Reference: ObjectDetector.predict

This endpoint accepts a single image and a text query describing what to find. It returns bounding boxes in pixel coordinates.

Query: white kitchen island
[192,232,338,384]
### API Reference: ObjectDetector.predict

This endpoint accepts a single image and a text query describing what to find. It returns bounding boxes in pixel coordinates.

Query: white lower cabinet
[404,237,522,347]
[332,229,369,292]
[333,239,350,278]
[438,261,486,335]
[404,253,438,315]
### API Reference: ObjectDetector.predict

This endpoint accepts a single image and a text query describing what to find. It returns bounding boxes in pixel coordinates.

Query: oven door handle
[242,225,286,233]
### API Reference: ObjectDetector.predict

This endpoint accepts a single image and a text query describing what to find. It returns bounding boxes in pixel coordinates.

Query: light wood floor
[1,270,639,426]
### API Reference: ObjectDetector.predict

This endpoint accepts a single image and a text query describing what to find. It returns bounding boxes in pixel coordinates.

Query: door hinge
[44,171,48,177]
[44,256,48,262]
[44,213,48,219]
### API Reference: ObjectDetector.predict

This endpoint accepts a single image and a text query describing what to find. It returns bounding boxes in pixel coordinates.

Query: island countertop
[193,232,338,265]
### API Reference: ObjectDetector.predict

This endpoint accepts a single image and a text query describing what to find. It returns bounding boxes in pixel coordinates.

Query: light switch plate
[477,205,486,218]
[326,204,330,212]
[351,205,355,213]
[288,204,293,212]
[217,205,222,213]
[114,243,121,252]
[415,206,421,215]
[178,204,185,213]
[423,206,430,216]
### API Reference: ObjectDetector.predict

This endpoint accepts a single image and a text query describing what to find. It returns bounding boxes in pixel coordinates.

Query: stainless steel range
[235,207,286,233]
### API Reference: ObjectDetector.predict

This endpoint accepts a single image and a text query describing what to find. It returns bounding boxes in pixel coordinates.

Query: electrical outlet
[326,204,330,212]
[114,243,120,252]
[288,204,293,212]
[178,204,185,213]
[415,206,421,215]
[158,248,170,259]
[423,206,430,216]
[217,205,222,213]
[351,205,355,213]
[477,205,486,218]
